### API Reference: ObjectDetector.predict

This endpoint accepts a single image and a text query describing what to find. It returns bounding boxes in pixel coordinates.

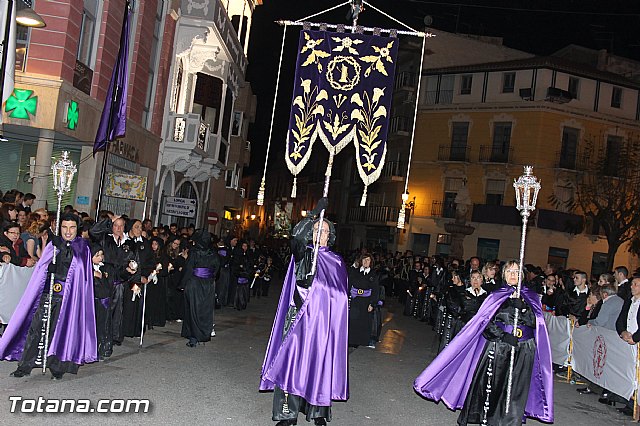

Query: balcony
[537,209,584,234]
[381,160,404,181]
[471,204,521,226]
[162,112,224,182]
[555,151,590,171]
[479,145,513,163]
[431,200,456,218]
[438,145,470,162]
[348,206,400,226]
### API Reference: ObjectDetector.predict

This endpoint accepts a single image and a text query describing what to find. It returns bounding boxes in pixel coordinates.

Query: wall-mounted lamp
[235,214,241,220]
[301,210,307,217]
[250,214,256,220]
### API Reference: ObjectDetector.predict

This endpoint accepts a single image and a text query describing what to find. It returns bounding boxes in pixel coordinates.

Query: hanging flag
[0,0,16,106]
[285,29,398,204]
[93,2,131,155]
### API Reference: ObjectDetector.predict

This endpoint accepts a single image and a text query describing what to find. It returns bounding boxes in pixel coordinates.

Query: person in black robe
[233,241,252,310]
[256,255,276,297]
[437,271,466,353]
[403,260,422,316]
[462,270,489,323]
[226,236,239,306]
[481,261,502,293]
[181,230,220,347]
[417,264,433,322]
[164,236,186,321]
[89,215,131,352]
[457,260,539,425]
[121,219,155,339]
[216,239,231,306]
[146,237,167,328]
[348,253,379,348]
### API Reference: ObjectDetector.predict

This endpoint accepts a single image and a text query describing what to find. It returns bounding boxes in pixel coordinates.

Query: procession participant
[146,237,168,328]
[461,270,488,323]
[233,241,252,310]
[89,215,130,350]
[216,239,231,306]
[260,198,348,426]
[437,271,466,353]
[259,256,276,297]
[348,253,379,348]
[121,219,155,339]
[181,230,219,347]
[414,260,554,425]
[0,213,97,379]
[165,236,186,322]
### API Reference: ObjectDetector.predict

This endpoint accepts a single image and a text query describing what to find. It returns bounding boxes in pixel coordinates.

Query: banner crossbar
[278,19,433,38]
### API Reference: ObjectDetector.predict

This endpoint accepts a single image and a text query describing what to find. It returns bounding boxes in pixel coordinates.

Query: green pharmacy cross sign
[66,100,79,130]
[5,89,38,119]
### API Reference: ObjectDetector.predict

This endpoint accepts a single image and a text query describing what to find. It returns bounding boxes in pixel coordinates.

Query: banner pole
[634,343,639,421]
[566,317,575,383]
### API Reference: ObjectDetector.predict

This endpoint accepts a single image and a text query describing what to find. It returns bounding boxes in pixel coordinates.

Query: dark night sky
[245,0,640,175]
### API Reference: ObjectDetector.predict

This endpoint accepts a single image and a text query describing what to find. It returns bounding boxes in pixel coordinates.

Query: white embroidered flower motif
[350,88,388,171]
[360,40,395,77]
[331,36,363,55]
[301,32,331,73]
[290,79,327,161]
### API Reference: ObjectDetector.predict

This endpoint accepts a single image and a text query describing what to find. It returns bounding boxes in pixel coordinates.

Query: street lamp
[16,6,46,28]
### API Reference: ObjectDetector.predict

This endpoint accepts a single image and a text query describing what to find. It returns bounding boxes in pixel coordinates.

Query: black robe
[438,285,466,352]
[121,237,154,338]
[181,248,220,342]
[348,267,379,346]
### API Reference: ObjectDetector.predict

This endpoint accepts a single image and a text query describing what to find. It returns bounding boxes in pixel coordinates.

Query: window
[412,233,430,256]
[450,122,469,161]
[485,179,505,206]
[76,0,97,68]
[390,116,410,133]
[15,1,30,71]
[231,112,242,136]
[548,247,569,269]
[611,87,622,108]
[218,141,228,165]
[460,75,472,95]
[604,135,622,176]
[443,177,464,218]
[490,122,512,162]
[436,233,451,256]
[568,77,580,100]
[554,184,574,213]
[193,73,222,133]
[502,72,515,93]
[225,165,236,188]
[559,127,579,169]
[477,238,500,262]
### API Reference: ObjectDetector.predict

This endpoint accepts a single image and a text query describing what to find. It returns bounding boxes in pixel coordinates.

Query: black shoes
[275,420,297,426]
[51,372,64,381]
[576,387,593,395]
[314,418,327,426]
[186,338,198,347]
[10,369,29,378]
[617,406,633,416]
[598,397,616,406]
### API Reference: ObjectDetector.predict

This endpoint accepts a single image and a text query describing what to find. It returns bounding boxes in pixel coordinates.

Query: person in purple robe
[414,260,554,425]
[260,198,349,426]
[0,213,97,380]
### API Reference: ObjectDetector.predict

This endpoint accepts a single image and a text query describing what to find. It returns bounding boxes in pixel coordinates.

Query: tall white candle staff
[40,151,76,374]
[505,165,540,412]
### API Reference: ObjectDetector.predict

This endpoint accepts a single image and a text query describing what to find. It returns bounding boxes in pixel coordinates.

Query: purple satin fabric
[193,267,215,279]
[217,249,227,257]
[350,287,372,298]
[496,322,535,341]
[0,238,98,365]
[260,246,349,406]
[237,277,249,284]
[413,285,554,423]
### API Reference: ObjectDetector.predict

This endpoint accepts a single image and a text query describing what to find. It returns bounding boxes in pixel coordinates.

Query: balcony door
[450,122,469,161]
[491,122,512,162]
[559,127,579,169]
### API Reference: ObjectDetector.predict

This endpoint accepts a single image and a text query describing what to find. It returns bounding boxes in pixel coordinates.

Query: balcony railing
[381,160,404,179]
[471,204,521,226]
[424,89,454,105]
[166,112,218,156]
[431,200,456,218]
[438,145,470,162]
[479,145,513,163]
[348,206,400,225]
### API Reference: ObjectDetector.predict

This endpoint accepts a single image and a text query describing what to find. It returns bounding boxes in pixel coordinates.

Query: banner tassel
[360,185,368,206]
[291,176,297,198]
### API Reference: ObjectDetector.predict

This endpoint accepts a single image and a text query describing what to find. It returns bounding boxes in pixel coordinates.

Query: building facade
[0,0,177,217]
[389,32,640,274]
[153,0,259,232]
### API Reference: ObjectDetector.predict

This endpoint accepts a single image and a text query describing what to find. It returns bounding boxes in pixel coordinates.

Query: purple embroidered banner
[285,29,398,203]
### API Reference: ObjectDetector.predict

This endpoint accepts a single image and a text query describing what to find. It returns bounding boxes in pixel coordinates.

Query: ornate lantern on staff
[38,151,76,374]
[505,165,541,412]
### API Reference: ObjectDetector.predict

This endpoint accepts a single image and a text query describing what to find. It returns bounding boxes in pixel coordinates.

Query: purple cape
[260,246,349,406]
[0,238,98,365]
[414,285,554,423]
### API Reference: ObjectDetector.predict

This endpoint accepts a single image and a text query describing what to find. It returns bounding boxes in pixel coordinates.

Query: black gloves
[502,332,519,347]
[510,297,526,310]
[309,197,328,217]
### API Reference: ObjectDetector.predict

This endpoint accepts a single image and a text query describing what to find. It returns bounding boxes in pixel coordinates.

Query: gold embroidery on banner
[360,40,395,77]
[289,79,327,161]
[351,88,387,172]
[326,56,361,91]
[300,32,331,73]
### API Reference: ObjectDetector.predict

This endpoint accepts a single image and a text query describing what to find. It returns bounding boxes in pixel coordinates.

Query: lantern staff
[505,165,541,412]
[39,151,76,374]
